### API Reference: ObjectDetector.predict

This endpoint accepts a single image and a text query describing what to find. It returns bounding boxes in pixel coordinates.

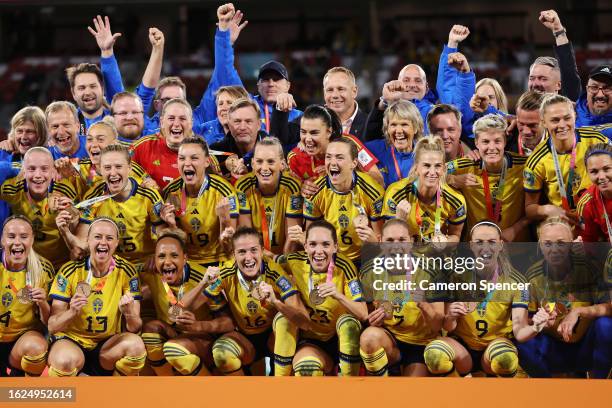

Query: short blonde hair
[472,114,507,140]
[228,97,261,118]
[383,100,424,146]
[161,98,193,120]
[9,106,47,147]
[476,78,508,113]
[323,66,356,87]
[407,136,446,184]
[45,101,78,122]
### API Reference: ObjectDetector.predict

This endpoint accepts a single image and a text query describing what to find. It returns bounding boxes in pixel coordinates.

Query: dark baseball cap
[258,61,289,81]
[589,65,612,82]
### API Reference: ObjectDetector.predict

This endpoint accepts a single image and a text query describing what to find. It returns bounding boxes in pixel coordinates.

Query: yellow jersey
[0,255,55,342]
[382,179,466,242]
[525,256,606,343]
[80,178,164,264]
[303,172,384,261]
[204,257,298,335]
[0,178,77,269]
[447,152,528,240]
[49,255,141,350]
[450,268,529,351]
[524,129,608,208]
[360,260,442,345]
[282,252,363,341]
[162,175,239,264]
[235,172,302,253]
[139,261,226,326]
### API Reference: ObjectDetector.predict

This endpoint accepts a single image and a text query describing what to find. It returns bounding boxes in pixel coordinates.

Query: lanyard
[549,136,577,211]
[162,266,186,307]
[475,265,499,317]
[3,250,31,289]
[264,104,271,134]
[390,147,403,180]
[414,185,442,240]
[308,256,334,293]
[258,195,277,251]
[481,156,507,223]
[177,176,209,216]
[86,257,114,292]
[598,190,612,243]
[236,262,264,292]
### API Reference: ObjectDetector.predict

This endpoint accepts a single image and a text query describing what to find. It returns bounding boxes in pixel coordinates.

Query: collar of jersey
[326,171,356,195]
[255,173,281,197]
[546,130,581,154]
[109,178,138,202]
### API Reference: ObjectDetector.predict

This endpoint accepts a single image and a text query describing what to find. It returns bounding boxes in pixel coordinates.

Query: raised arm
[88,15,124,103]
[138,28,165,117]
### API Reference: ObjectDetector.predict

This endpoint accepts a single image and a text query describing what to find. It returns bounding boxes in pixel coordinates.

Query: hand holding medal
[252,281,275,304]
[396,199,412,221]
[373,300,393,320]
[309,257,335,306]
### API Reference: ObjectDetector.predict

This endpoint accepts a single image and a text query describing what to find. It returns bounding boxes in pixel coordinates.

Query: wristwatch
[553,28,566,38]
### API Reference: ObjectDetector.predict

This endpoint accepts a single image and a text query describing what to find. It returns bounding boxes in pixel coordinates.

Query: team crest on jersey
[290,196,303,211]
[190,218,201,232]
[523,169,535,188]
[56,275,67,292]
[1,292,13,307]
[237,192,247,208]
[153,201,162,216]
[93,297,103,314]
[228,196,237,212]
[247,300,258,314]
[387,199,397,213]
[129,277,139,293]
[338,214,350,229]
[348,280,362,296]
[276,277,291,292]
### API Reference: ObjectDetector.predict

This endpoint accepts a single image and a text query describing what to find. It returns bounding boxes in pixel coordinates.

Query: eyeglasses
[586,84,612,95]
[157,97,174,105]
[113,111,143,117]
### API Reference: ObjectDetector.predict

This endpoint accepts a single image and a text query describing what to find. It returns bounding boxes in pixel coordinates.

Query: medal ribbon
[162,266,186,307]
[264,104,271,134]
[475,265,499,316]
[308,255,335,293]
[258,195,276,251]
[177,175,209,216]
[390,147,403,180]
[3,250,31,289]
[549,136,577,211]
[86,257,114,292]
[414,186,442,240]
[236,262,264,293]
[481,156,507,223]
[598,190,612,244]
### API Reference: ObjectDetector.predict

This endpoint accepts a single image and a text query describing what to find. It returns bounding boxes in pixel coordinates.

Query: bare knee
[359,327,387,353]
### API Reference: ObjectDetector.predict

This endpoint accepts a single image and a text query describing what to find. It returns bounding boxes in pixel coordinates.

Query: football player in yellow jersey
[383,136,466,243]
[524,94,609,224]
[447,115,529,241]
[236,137,303,256]
[140,230,234,376]
[0,216,54,376]
[303,139,384,263]
[517,217,612,378]
[0,147,76,269]
[54,118,152,200]
[282,221,367,376]
[359,219,444,376]
[47,218,146,376]
[56,144,168,267]
[180,227,310,376]
[423,221,551,377]
[162,137,238,265]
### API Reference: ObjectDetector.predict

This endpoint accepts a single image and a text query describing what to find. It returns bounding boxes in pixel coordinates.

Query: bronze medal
[168,304,183,322]
[378,300,393,319]
[167,194,181,209]
[464,302,478,313]
[76,281,92,297]
[48,192,62,214]
[65,205,80,220]
[353,214,368,229]
[225,156,240,173]
[251,282,269,302]
[309,287,324,306]
[16,287,33,304]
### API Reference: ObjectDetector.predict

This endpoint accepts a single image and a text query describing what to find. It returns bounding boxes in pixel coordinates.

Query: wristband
[553,29,566,38]
[379,96,389,109]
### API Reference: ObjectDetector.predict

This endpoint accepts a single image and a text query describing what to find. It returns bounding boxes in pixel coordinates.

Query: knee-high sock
[360,347,388,376]
[293,356,324,376]
[336,314,362,376]
[485,338,518,378]
[212,337,243,375]
[142,332,173,376]
[273,313,298,376]
[114,353,146,376]
[48,366,77,377]
[424,340,458,376]
[21,351,47,376]
[163,342,210,376]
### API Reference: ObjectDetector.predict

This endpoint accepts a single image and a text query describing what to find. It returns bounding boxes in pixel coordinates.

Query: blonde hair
[215,86,249,104]
[537,216,573,239]
[45,101,78,122]
[323,66,356,87]
[539,93,573,119]
[23,146,53,164]
[9,106,47,148]
[476,78,508,113]
[2,216,46,288]
[228,97,261,119]
[383,100,424,147]
[88,217,120,239]
[406,136,446,185]
[161,98,193,120]
[473,114,508,140]
[87,116,118,140]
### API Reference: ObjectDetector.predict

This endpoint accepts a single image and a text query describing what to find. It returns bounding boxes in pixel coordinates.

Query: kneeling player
[359,219,444,376]
[182,227,310,375]
[140,230,234,376]
[424,221,550,377]
[282,220,367,376]
[0,216,55,376]
[47,218,145,376]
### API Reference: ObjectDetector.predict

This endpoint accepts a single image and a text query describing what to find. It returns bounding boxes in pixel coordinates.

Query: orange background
[0,377,610,408]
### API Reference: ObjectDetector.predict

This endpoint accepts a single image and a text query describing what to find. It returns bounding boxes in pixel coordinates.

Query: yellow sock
[294,356,324,376]
[360,347,388,376]
[48,366,77,377]
[337,314,362,376]
[273,313,297,376]
[485,338,518,378]
[424,340,457,376]
[212,337,243,375]
[162,342,210,376]
[21,352,47,376]
[114,353,146,376]
[142,332,174,376]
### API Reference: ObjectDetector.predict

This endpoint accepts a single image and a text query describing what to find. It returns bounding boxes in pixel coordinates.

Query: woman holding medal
[236,137,303,256]
[283,221,367,376]
[447,114,530,241]
[0,216,55,376]
[57,144,167,268]
[359,219,444,376]
[518,217,612,378]
[303,138,384,264]
[423,221,551,377]
[524,94,608,225]
[577,143,612,242]
[382,136,466,243]
[47,217,146,376]
[365,100,424,187]
[140,230,234,376]
[162,137,239,266]
[181,227,310,376]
